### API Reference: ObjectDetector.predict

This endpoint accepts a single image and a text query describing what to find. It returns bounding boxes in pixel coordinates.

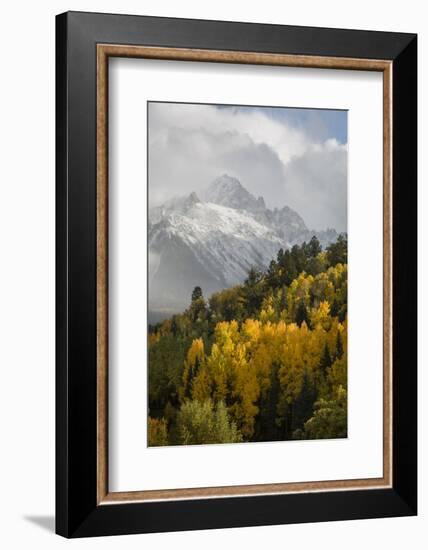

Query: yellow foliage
[186,338,205,365]
[148,417,168,446]
[177,284,347,440]
[148,332,160,346]
[310,300,331,330]
[192,367,211,402]
[182,338,205,399]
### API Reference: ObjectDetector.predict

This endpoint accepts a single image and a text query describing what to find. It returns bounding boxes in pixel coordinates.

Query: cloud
[148,102,347,231]
[283,142,347,232]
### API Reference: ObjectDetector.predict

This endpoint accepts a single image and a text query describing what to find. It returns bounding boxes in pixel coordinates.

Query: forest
[148,234,348,446]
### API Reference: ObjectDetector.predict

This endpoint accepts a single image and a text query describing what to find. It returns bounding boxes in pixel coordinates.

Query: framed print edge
[56,11,417,538]
[96,44,393,504]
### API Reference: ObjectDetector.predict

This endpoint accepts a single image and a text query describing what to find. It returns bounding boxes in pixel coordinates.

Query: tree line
[148,234,347,446]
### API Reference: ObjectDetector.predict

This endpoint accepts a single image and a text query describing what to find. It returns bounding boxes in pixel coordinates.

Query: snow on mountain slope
[150,199,283,286]
[148,175,338,321]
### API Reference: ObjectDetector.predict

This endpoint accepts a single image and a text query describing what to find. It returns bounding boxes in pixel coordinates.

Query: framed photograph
[56,11,417,537]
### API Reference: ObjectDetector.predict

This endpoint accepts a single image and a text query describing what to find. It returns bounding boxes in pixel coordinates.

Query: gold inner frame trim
[96,44,393,505]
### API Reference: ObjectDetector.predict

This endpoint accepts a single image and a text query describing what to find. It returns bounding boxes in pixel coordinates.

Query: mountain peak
[187,191,200,204]
[209,174,244,191]
[202,174,264,213]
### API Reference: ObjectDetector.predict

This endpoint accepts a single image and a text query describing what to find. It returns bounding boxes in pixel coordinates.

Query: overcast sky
[148,102,347,232]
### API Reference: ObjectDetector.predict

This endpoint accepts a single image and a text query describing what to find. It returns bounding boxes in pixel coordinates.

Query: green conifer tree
[291,370,316,435]
[308,235,322,257]
[319,342,332,375]
[335,331,344,359]
[189,286,206,322]
[243,267,264,315]
[191,286,203,302]
[295,300,309,327]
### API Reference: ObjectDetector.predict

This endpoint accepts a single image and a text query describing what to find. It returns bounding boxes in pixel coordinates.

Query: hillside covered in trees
[148,234,348,446]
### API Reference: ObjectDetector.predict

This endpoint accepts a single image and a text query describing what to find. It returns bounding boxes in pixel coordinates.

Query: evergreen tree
[243,267,264,315]
[279,250,298,285]
[308,235,322,257]
[335,331,344,359]
[319,342,332,375]
[170,315,178,336]
[326,234,347,266]
[189,286,206,322]
[338,304,347,323]
[291,369,316,435]
[266,259,278,289]
[256,362,280,441]
[330,298,340,318]
[307,255,324,276]
[191,286,203,302]
[295,300,309,327]
[184,356,199,398]
[182,339,205,398]
[291,244,307,274]
[245,267,262,286]
[279,286,288,313]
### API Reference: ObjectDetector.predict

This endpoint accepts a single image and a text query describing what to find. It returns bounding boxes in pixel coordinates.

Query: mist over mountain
[148,175,338,323]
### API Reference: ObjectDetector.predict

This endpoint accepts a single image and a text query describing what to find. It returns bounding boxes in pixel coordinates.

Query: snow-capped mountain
[148,175,338,322]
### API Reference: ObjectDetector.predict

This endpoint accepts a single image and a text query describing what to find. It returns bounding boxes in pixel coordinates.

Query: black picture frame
[56,11,417,538]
